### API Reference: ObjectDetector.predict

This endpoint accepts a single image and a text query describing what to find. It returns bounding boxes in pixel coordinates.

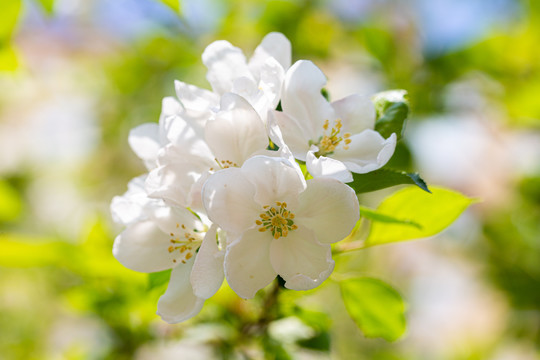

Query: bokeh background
[1,0,540,359]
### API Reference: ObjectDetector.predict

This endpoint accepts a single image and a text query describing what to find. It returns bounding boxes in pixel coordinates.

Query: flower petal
[258,57,285,113]
[202,40,253,95]
[332,130,397,174]
[111,176,152,225]
[190,225,225,299]
[331,94,376,134]
[205,93,268,166]
[269,110,312,161]
[306,147,353,183]
[249,32,291,78]
[113,220,177,273]
[281,60,336,141]
[270,225,334,290]
[174,80,219,113]
[241,156,306,208]
[295,177,359,244]
[202,167,259,234]
[157,259,205,324]
[146,156,210,208]
[224,229,276,299]
[149,205,203,236]
[128,123,161,169]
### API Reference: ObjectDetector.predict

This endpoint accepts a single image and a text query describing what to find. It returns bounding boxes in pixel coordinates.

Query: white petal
[331,94,376,134]
[202,167,260,234]
[270,225,334,291]
[149,205,202,236]
[128,123,161,169]
[164,116,212,159]
[333,130,397,174]
[190,225,225,299]
[306,147,353,183]
[111,176,151,225]
[257,57,285,113]
[281,60,336,140]
[295,177,359,244]
[205,93,268,165]
[146,157,209,208]
[241,156,306,208]
[157,259,205,324]
[174,80,219,113]
[249,32,291,78]
[202,40,253,95]
[269,110,311,160]
[113,220,177,273]
[224,229,276,299]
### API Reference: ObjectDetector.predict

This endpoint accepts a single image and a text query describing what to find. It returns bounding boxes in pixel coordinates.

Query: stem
[241,279,281,336]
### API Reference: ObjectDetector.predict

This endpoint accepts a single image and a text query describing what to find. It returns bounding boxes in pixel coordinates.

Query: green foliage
[0,0,21,42]
[0,179,22,222]
[349,168,430,194]
[360,206,422,229]
[340,277,406,342]
[148,269,172,291]
[365,186,475,247]
[159,0,181,14]
[0,0,21,70]
[373,90,409,140]
[36,0,55,14]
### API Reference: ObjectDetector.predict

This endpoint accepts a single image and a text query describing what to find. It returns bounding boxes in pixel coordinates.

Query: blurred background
[1,0,539,359]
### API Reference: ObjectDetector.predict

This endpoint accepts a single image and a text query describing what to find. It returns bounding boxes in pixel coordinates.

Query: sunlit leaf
[349,168,430,194]
[0,235,72,267]
[373,90,409,140]
[360,206,422,229]
[36,0,55,15]
[0,179,22,222]
[159,0,181,14]
[0,0,22,41]
[148,269,171,290]
[0,45,18,71]
[365,186,475,247]
[340,277,406,341]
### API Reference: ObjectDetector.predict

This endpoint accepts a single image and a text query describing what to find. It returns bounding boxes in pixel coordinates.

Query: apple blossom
[111,176,224,323]
[144,92,273,210]
[202,155,359,299]
[270,60,397,183]
[202,32,291,122]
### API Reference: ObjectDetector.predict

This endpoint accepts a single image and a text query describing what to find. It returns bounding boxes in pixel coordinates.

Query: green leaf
[340,277,406,341]
[360,206,422,229]
[349,168,430,194]
[148,269,172,290]
[0,0,22,42]
[0,179,22,222]
[159,0,181,14]
[373,90,409,140]
[0,45,18,71]
[365,186,475,247]
[36,0,55,15]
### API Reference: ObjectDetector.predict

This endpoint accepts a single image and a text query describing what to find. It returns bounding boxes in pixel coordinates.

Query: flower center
[310,119,351,157]
[255,202,298,239]
[209,158,239,171]
[168,223,203,264]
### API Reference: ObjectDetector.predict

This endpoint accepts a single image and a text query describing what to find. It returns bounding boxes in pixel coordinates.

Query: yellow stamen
[256,202,297,239]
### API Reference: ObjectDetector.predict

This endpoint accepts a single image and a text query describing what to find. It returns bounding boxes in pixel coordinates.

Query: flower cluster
[111,33,396,323]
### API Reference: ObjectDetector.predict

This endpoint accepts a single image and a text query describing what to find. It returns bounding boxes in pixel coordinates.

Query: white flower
[270,60,397,183]
[145,92,278,210]
[202,155,359,299]
[111,177,224,323]
[202,32,291,122]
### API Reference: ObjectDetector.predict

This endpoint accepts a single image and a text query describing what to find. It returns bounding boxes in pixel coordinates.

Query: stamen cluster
[255,202,298,239]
